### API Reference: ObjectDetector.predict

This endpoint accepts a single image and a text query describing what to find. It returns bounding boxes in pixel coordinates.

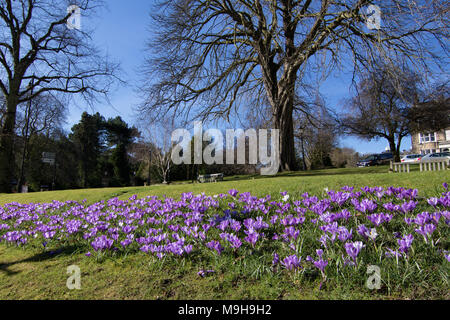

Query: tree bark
[0,95,19,193]
[388,139,401,162]
[275,109,298,171]
[272,90,298,172]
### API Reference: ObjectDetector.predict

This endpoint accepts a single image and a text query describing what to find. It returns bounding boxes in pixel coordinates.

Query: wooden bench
[390,159,449,173]
[197,173,224,183]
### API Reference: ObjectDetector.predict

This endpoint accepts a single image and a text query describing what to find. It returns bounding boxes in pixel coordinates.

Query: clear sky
[66,0,412,155]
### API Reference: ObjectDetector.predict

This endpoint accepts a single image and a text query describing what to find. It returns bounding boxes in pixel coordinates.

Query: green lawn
[0,166,449,300]
[1,166,448,205]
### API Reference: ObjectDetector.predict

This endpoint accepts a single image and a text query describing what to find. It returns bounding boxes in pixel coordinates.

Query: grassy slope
[0,166,449,300]
[1,166,448,205]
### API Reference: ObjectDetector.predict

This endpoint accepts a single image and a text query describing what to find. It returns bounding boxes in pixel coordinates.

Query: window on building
[445,130,450,141]
[419,132,436,143]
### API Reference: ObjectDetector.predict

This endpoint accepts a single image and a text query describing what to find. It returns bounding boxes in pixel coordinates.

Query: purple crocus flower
[220,232,242,249]
[353,199,378,213]
[282,226,300,241]
[198,269,215,277]
[385,248,401,258]
[244,230,259,246]
[357,224,369,240]
[344,241,365,262]
[313,258,328,273]
[415,223,436,242]
[427,197,439,208]
[206,240,223,255]
[397,234,414,254]
[281,255,302,271]
[272,252,279,265]
[367,213,392,227]
[91,235,114,251]
[400,200,417,214]
[120,239,133,247]
[337,226,353,242]
[184,245,193,254]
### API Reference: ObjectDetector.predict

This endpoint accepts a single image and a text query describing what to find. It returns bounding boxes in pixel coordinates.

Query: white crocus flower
[368,228,378,240]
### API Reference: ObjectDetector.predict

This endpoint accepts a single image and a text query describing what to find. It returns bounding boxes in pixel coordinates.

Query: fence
[390,159,449,173]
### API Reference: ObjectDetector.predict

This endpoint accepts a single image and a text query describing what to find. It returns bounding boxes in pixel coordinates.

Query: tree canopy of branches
[0,0,119,192]
[140,0,448,172]
[15,93,67,191]
[339,63,422,162]
[294,98,337,170]
[408,82,450,133]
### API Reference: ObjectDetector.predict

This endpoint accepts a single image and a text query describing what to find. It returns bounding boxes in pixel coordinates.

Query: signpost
[42,152,57,190]
[42,152,56,165]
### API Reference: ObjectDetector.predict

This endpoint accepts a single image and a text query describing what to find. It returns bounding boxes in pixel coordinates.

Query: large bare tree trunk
[265,64,299,172]
[0,95,19,192]
[388,139,401,162]
[273,99,298,171]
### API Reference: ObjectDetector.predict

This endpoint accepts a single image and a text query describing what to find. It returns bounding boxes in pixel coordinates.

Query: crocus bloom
[337,226,352,242]
[91,235,114,251]
[244,230,259,246]
[427,197,439,208]
[397,234,414,254]
[385,248,401,258]
[444,251,450,262]
[313,259,328,273]
[206,240,223,255]
[281,255,301,271]
[357,224,369,239]
[400,201,417,214]
[198,269,215,277]
[344,241,365,262]
[415,223,436,242]
[367,213,392,227]
[272,252,279,265]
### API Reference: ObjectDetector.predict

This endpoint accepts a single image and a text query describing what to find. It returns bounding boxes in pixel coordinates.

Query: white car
[400,154,422,163]
[419,152,450,162]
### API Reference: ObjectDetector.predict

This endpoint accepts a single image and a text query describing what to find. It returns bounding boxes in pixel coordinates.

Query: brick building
[411,128,450,154]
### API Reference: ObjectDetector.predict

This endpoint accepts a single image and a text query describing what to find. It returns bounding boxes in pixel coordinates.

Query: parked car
[357,155,380,167]
[401,154,422,163]
[357,152,394,167]
[419,152,450,162]
[377,152,394,164]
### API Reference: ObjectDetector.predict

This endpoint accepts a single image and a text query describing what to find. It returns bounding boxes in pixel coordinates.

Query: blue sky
[66,0,412,155]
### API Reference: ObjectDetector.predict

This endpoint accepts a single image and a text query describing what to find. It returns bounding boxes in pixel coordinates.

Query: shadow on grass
[0,244,83,276]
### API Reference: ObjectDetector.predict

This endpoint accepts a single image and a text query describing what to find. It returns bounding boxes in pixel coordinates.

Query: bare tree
[408,81,450,133]
[141,120,177,184]
[330,147,359,168]
[0,0,120,192]
[15,92,67,191]
[139,0,448,172]
[294,98,337,169]
[338,63,422,162]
